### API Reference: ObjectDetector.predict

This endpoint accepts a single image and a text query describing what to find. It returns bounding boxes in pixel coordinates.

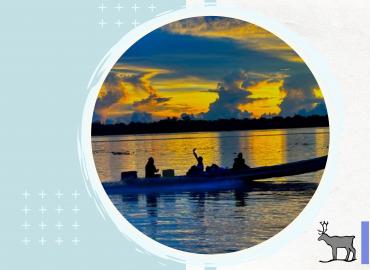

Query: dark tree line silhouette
[91,115,329,136]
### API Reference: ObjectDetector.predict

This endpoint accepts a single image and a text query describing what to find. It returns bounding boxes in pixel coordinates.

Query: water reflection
[316,128,329,157]
[121,194,139,204]
[94,128,329,253]
[93,128,328,181]
[190,192,206,219]
[234,189,247,207]
[247,129,286,167]
[110,176,321,254]
[146,194,158,220]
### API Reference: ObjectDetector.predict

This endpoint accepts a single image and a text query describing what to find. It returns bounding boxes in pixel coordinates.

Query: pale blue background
[0,1,188,269]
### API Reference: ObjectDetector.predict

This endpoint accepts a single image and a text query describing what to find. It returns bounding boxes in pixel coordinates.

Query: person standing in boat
[193,148,204,172]
[232,153,250,170]
[186,148,204,176]
[145,157,160,178]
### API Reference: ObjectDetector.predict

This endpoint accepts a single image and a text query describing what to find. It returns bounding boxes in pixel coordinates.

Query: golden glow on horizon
[241,79,285,118]
[247,130,286,167]
[153,76,216,91]
[97,65,324,121]
[315,129,329,157]
[159,91,218,116]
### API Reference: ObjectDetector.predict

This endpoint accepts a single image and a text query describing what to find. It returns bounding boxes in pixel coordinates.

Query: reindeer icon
[318,221,356,262]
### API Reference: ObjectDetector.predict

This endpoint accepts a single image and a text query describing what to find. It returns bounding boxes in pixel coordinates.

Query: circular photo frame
[79,6,340,268]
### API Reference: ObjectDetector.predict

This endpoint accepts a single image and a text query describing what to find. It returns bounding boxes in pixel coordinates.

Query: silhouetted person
[193,148,204,172]
[145,157,160,178]
[186,148,204,176]
[232,153,250,170]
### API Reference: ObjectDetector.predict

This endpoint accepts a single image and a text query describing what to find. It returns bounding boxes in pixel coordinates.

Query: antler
[318,221,328,234]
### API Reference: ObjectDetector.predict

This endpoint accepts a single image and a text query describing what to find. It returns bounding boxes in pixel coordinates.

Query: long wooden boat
[103,156,327,194]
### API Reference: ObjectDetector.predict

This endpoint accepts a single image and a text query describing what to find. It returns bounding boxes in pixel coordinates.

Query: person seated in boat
[206,163,219,173]
[145,157,160,178]
[205,163,227,174]
[186,148,204,176]
[232,153,250,170]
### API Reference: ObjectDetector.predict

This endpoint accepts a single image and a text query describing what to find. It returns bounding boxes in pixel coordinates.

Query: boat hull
[103,156,327,194]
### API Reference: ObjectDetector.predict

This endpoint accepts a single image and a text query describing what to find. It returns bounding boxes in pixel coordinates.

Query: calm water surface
[92,127,329,253]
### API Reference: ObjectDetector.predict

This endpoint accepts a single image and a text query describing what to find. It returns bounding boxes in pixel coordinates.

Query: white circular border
[78,6,341,268]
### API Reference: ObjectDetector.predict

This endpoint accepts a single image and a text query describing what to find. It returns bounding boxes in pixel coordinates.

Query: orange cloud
[313,87,324,99]
[240,79,285,118]
[96,62,321,122]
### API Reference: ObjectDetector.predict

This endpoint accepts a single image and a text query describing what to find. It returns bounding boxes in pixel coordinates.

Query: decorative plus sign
[72,237,80,246]
[98,2,107,12]
[99,18,107,28]
[72,205,80,214]
[39,205,47,215]
[21,189,82,247]
[115,3,123,12]
[56,190,64,199]
[55,221,64,230]
[22,190,30,199]
[55,237,63,246]
[39,221,47,230]
[56,205,64,215]
[21,221,31,230]
[132,19,140,28]
[72,221,80,230]
[39,237,47,246]
[131,3,140,12]
[21,205,31,215]
[72,190,80,199]
[148,3,157,12]
[115,19,123,27]
[96,1,173,30]
[22,237,31,246]
[38,190,47,199]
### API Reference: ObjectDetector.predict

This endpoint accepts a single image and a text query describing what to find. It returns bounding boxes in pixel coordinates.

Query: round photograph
[91,16,329,254]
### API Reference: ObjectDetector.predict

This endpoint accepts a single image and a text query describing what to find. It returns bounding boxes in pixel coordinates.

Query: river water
[92,127,329,253]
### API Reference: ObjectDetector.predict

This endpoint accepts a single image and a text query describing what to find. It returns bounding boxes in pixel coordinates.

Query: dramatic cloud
[95,89,123,109]
[132,94,171,111]
[123,72,156,95]
[180,113,196,120]
[297,102,327,116]
[95,66,174,123]
[165,17,302,63]
[201,70,253,120]
[94,72,128,122]
[95,73,125,109]
[279,72,325,117]
[93,17,327,123]
[130,112,153,123]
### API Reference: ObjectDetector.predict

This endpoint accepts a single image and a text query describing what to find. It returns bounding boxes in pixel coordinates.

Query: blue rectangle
[362,221,369,264]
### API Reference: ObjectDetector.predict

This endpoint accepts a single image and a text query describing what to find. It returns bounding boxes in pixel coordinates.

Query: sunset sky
[94,16,327,123]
